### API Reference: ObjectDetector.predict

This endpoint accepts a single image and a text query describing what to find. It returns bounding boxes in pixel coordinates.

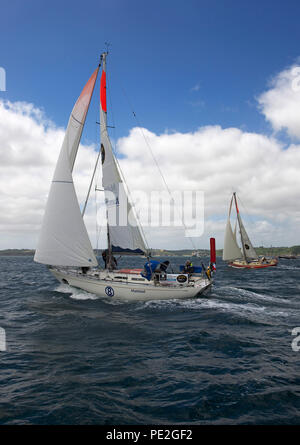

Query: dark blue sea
[0,255,300,425]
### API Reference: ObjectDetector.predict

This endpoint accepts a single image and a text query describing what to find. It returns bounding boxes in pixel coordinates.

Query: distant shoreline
[0,249,35,256]
[1,247,300,257]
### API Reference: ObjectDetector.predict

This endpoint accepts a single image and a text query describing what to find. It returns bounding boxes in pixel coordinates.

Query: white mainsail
[100,53,147,254]
[237,215,257,260]
[223,192,258,263]
[223,197,241,261]
[34,68,99,267]
[233,193,257,260]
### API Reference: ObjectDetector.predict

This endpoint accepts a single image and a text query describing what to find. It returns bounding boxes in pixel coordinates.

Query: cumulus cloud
[1,61,300,250]
[0,100,97,248]
[258,64,300,139]
[117,126,300,248]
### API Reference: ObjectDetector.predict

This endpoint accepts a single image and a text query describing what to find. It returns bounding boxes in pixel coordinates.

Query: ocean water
[0,255,300,425]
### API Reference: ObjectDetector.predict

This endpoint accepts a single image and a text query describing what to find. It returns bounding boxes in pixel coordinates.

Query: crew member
[102,249,118,270]
[184,260,194,274]
[141,260,160,281]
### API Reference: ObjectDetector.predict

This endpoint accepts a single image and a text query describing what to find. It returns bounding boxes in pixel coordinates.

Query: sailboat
[222,192,278,269]
[34,52,214,301]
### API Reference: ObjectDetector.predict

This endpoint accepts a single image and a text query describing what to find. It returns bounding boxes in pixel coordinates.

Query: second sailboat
[222,193,278,269]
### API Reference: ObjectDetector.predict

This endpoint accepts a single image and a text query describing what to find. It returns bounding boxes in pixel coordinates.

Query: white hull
[50,268,212,302]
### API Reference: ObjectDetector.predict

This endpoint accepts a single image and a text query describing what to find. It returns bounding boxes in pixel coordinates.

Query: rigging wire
[235,193,263,253]
[94,93,104,252]
[106,67,150,252]
[119,84,198,251]
[237,194,257,240]
[238,195,255,223]
[84,56,197,253]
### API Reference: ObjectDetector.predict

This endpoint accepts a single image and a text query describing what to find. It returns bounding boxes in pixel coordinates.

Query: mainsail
[100,53,147,255]
[222,197,242,261]
[223,192,258,262]
[34,68,99,267]
[233,193,257,260]
[236,214,257,260]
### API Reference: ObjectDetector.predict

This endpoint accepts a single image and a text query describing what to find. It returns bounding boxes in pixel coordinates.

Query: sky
[1,0,300,250]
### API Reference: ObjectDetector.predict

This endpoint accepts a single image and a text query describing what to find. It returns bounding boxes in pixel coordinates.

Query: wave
[134,294,294,325]
[277,264,300,270]
[217,285,289,305]
[55,283,99,300]
[199,298,291,318]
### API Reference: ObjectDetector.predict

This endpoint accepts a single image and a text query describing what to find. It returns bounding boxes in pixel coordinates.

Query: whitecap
[55,283,99,300]
[218,285,288,304]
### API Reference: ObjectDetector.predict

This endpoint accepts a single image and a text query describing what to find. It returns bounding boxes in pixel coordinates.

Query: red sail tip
[100,71,107,113]
[234,194,239,213]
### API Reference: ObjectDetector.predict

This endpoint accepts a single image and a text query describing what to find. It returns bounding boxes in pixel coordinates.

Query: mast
[82,57,103,217]
[100,52,112,267]
[99,51,148,262]
[100,52,108,127]
[106,209,113,269]
[233,192,248,263]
